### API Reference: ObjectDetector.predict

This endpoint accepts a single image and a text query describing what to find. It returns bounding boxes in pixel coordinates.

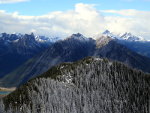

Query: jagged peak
[35,35,62,43]
[92,30,116,41]
[102,30,119,39]
[102,30,111,35]
[95,30,115,41]
[0,32,61,44]
[67,33,90,42]
[24,32,35,37]
[72,33,83,37]
[120,32,146,41]
[120,32,134,38]
[101,30,147,42]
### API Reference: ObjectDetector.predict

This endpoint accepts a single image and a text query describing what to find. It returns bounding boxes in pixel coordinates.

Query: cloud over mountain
[0,3,150,39]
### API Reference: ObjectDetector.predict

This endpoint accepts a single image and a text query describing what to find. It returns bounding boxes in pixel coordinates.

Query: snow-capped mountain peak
[120,32,146,41]
[72,33,83,37]
[102,30,119,39]
[68,33,90,41]
[35,35,61,43]
[102,30,111,35]
[35,36,50,43]
[101,30,147,42]
[0,32,62,44]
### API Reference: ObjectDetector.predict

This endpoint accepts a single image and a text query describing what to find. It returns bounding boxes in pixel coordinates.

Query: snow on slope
[0,33,62,44]
[119,32,146,41]
[66,33,91,42]
[102,30,147,42]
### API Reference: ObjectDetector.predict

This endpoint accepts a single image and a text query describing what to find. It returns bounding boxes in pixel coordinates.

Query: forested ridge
[0,57,149,113]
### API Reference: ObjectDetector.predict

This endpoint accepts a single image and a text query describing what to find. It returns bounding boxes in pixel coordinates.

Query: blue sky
[0,0,150,15]
[0,0,150,39]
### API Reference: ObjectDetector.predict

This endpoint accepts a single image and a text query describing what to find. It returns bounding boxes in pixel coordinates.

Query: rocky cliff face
[1,57,150,113]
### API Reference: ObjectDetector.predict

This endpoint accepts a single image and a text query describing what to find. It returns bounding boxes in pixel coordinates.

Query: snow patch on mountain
[101,30,148,42]
[119,32,146,42]
[68,33,90,42]
[35,36,62,43]
[0,33,62,44]
[102,30,119,39]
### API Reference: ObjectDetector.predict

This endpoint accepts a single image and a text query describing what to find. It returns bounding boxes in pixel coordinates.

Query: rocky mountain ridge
[1,33,150,87]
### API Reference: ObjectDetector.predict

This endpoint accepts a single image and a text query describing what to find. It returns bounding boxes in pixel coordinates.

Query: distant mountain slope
[95,39,150,72]
[117,40,150,58]
[102,30,146,41]
[1,57,150,113]
[0,33,52,78]
[102,30,150,58]
[0,33,95,87]
[1,33,150,87]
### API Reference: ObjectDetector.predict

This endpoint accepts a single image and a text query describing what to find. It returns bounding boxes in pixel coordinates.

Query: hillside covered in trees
[0,57,149,113]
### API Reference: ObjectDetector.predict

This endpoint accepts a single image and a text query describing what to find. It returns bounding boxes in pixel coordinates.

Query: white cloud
[102,9,150,39]
[0,3,150,39]
[0,3,106,37]
[0,0,29,4]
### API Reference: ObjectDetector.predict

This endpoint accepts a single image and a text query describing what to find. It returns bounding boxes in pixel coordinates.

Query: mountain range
[0,33,60,78]
[102,30,150,58]
[0,31,150,113]
[0,32,150,87]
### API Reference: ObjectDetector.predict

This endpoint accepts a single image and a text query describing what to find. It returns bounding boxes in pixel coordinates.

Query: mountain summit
[67,33,90,42]
[120,32,146,41]
[102,30,147,42]
[102,30,119,39]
